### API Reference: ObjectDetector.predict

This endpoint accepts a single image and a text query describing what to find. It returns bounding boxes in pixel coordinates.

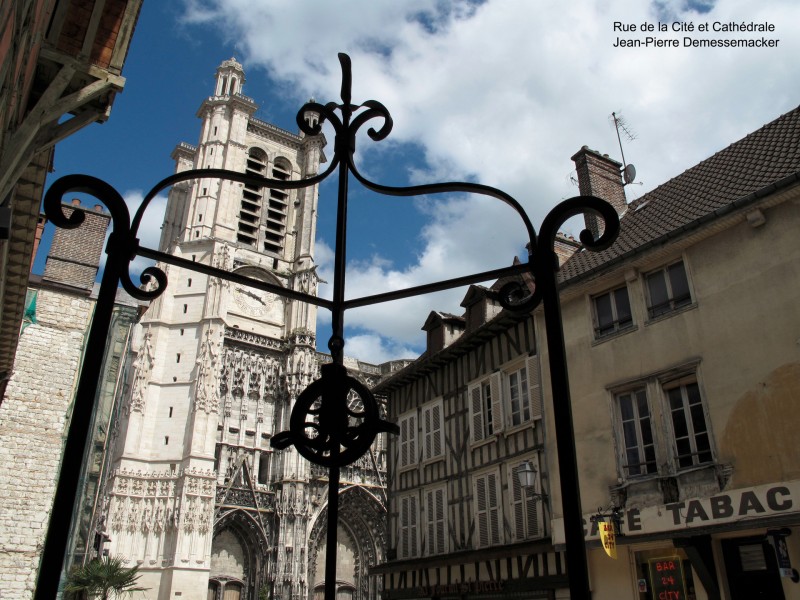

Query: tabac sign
[553,480,799,545]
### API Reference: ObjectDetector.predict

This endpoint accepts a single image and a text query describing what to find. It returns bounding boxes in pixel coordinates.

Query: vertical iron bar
[325,466,341,600]
[539,254,592,600]
[323,55,353,600]
[34,237,124,600]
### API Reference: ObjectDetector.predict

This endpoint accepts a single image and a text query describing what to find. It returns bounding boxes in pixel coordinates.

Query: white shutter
[435,486,446,553]
[425,486,447,554]
[409,494,418,556]
[474,475,489,548]
[474,470,502,548]
[527,355,543,420]
[422,402,442,460]
[408,414,417,466]
[400,495,409,557]
[468,382,484,442]
[490,372,504,433]
[509,464,525,541]
[400,494,419,558]
[432,402,442,457]
[509,461,543,540]
[399,417,409,467]
[487,470,502,545]
[399,413,417,468]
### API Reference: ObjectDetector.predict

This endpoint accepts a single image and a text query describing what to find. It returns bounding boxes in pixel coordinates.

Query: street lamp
[517,461,547,501]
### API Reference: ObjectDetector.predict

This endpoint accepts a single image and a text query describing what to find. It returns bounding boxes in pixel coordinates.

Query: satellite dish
[623,163,636,184]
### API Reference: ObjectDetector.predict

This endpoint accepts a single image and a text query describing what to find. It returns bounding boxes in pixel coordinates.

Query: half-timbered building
[373,280,570,600]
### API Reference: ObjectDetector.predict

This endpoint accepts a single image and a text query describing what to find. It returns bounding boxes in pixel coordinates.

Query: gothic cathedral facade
[103,59,389,600]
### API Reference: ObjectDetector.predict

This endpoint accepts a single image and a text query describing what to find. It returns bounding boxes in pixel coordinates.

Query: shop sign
[648,557,686,600]
[599,521,617,559]
[552,480,799,544]
[418,581,504,597]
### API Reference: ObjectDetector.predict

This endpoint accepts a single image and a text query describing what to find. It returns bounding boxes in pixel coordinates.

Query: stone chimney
[571,146,627,238]
[42,199,111,291]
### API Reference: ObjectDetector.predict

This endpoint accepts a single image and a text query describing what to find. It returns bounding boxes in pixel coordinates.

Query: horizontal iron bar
[343,262,532,309]
[135,246,335,310]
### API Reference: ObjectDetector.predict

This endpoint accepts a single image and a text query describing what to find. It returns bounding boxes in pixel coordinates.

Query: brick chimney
[42,200,111,291]
[571,147,627,239]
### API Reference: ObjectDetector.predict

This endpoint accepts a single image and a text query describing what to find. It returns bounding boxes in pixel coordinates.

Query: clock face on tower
[232,284,276,318]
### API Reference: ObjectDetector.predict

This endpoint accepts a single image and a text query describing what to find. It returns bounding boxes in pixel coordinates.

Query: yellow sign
[599,521,617,559]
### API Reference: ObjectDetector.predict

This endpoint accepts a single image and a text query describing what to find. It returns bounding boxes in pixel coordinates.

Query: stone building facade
[99,59,394,600]
[541,107,800,600]
[0,201,118,598]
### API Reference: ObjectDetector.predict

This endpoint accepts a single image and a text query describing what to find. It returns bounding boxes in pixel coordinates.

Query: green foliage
[63,556,147,600]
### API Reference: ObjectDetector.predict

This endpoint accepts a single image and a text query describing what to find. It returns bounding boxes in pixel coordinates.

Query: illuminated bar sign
[648,557,686,600]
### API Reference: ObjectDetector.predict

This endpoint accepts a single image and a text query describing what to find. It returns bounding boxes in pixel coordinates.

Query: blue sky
[36,0,800,363]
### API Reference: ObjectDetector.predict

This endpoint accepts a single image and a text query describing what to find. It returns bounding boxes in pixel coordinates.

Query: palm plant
[63,556,147,600]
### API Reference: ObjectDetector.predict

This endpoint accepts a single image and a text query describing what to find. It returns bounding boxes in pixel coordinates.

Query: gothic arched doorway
[308,486,387,600]
[211,509,270,600]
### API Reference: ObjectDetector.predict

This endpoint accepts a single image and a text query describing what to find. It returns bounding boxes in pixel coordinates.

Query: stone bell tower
[104,57,334,600]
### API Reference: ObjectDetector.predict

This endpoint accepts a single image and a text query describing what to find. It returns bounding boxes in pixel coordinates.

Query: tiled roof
[561,104,800,282]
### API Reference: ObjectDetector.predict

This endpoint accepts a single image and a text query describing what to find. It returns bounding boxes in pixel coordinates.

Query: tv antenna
[611,111,638,185]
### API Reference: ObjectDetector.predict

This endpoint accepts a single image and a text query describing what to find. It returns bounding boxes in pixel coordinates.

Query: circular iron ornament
[271,363,399,468]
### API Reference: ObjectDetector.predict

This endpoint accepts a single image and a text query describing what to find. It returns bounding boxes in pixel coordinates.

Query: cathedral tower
[101,59,393,600]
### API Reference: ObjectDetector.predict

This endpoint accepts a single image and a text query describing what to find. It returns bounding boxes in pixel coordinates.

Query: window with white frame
[473,469,502,548]
[398,493,419,559]
[509,460,543,541]
[468,373,502,443]
[611,369,715,481]
[398,412,417,469]
[645,260,691,318]
[664,376,713,469]
[592,285,633,337]
[614,388,657,477]
[507,356,543,427]
[424,485,447,555]
[421,399,443,461]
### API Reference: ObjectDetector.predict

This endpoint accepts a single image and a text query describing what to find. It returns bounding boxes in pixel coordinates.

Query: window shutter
[400,418,408,467]
[527,355,543,420]
[490,372,504,433]
[409,494,418,557]
[409,414,417,466]
[422,402,442,460]
[510,464,525,541]
[468,383,484,442]
[474,475,489,548]
[487,471,502,545]
[425,486,447,554]
[432,402,442,457]
[435,487,446,553]
[525,487,541,539]
[423,407,433,460]
[400,496,409,557]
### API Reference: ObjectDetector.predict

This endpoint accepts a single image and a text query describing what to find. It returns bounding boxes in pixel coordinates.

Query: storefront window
[634,549,697,600]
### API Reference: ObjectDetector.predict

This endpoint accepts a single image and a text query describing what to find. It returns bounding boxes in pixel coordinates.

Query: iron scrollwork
[35,52,619,600]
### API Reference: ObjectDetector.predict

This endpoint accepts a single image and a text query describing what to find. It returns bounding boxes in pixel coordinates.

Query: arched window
[237,148,268,247]
[263,157,292,255]
[229,77,237,95]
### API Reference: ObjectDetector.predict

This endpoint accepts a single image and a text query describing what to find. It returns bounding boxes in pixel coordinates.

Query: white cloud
[180,0,800,362]
[111,190,169,284]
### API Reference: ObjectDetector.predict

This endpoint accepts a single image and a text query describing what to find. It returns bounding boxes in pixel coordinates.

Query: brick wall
[0,288,94,599]
[43,201,110,291]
